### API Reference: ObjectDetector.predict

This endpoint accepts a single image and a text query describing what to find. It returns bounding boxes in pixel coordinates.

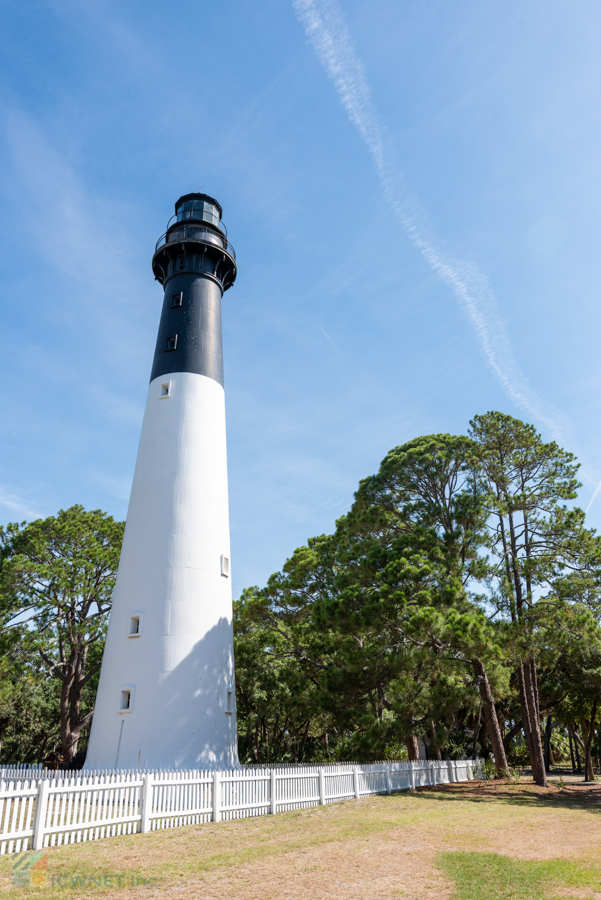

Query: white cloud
[2,110,153,372]
[0,488,43,521]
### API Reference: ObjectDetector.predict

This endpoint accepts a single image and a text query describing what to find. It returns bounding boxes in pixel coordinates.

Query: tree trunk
[406,734,420,761]
[502,718,523,751]
[300,719,311,761]
[246,721,255,764]
[544,715,552,773]
[430,720,442,760]
[580,705,597,782]
[572,724,582,773]
[530,660,542,723]
[568,725,576,772]
[472,658,509,776]
[472,707,481,759]
[54,639,97,765]
[517,666,535,761]
[60,670,81,764]
[518,661,547,786]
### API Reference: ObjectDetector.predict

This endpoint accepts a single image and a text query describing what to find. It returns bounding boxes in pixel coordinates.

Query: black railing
[154,224,236,261]
[167,211,227,236]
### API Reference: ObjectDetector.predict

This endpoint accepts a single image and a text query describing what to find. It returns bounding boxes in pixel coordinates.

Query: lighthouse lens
[176,199,219,227]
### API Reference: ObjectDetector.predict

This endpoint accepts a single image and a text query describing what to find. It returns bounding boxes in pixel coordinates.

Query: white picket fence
[0,759,481,855]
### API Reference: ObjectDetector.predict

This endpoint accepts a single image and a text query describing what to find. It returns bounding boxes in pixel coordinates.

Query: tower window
[127,612,143,637]
[177,256,185,270]
[165,335,178,352]
[159,381,172,399]
[118,684,134,713]
[221,555,230,578]
[226,690,233,714]
[171,292,183,308]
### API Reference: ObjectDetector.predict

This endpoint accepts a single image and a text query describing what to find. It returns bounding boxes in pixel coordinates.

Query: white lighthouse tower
[85,192,239,770]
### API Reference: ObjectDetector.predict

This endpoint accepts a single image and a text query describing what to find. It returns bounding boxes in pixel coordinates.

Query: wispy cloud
[0,488,43,521]
[3,111,153,373]
[87,470,133,503]
[292,0,567,444]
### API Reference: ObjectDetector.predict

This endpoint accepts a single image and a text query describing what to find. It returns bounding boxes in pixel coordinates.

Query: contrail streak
[586,478,601,514]
[292,0,567,444]
[320,325,349,362]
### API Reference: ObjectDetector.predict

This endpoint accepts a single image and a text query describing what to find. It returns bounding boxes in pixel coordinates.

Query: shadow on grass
[409,779,601,814]
[438,851,601,900]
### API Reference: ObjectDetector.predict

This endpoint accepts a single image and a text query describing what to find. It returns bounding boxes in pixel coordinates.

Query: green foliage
[234,585,334,763]
[0,636,61,764]
[235,433,510,762]
[469,411,585,620]
[235,417,601,770]
[0,506,124,764]
[481,758,496,780]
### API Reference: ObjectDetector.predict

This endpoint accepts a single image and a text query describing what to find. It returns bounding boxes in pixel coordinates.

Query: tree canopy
[2,414,601,783]
[0,505,124,765]
[234,415,601,782]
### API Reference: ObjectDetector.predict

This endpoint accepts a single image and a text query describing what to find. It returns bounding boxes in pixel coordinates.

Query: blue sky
[1,0,601,598]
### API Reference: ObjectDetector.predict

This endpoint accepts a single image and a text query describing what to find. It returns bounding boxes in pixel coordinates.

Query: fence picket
[0,758,482,853]
[213,771,221,823]
[33,780,49,850]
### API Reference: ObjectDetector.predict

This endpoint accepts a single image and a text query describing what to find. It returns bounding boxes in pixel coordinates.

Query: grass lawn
[3,778,601,899]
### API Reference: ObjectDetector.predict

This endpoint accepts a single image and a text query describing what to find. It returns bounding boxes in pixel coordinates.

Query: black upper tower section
[150,192,237,386]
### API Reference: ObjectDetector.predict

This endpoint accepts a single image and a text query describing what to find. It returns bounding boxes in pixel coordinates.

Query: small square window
[165,335,178,352]
[159,381,171,399]
[221,555,230,578]
[127,612,143,637]
[171,292,183,308]
[119,684,134,713]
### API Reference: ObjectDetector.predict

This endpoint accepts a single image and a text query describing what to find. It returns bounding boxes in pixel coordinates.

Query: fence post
[33,780,50,851]
[318,768,325,806]
[353,766,360,799]
[385,764,391,795]
[213,771,221,823]
[410,763,416,790]
[140,773,153,833]
[270,769,277,816]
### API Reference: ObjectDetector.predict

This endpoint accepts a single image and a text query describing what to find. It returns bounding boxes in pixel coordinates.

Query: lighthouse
[85,192,239,770]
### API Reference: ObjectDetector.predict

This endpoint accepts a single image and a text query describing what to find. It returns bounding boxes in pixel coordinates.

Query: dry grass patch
[1,779,601,899]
